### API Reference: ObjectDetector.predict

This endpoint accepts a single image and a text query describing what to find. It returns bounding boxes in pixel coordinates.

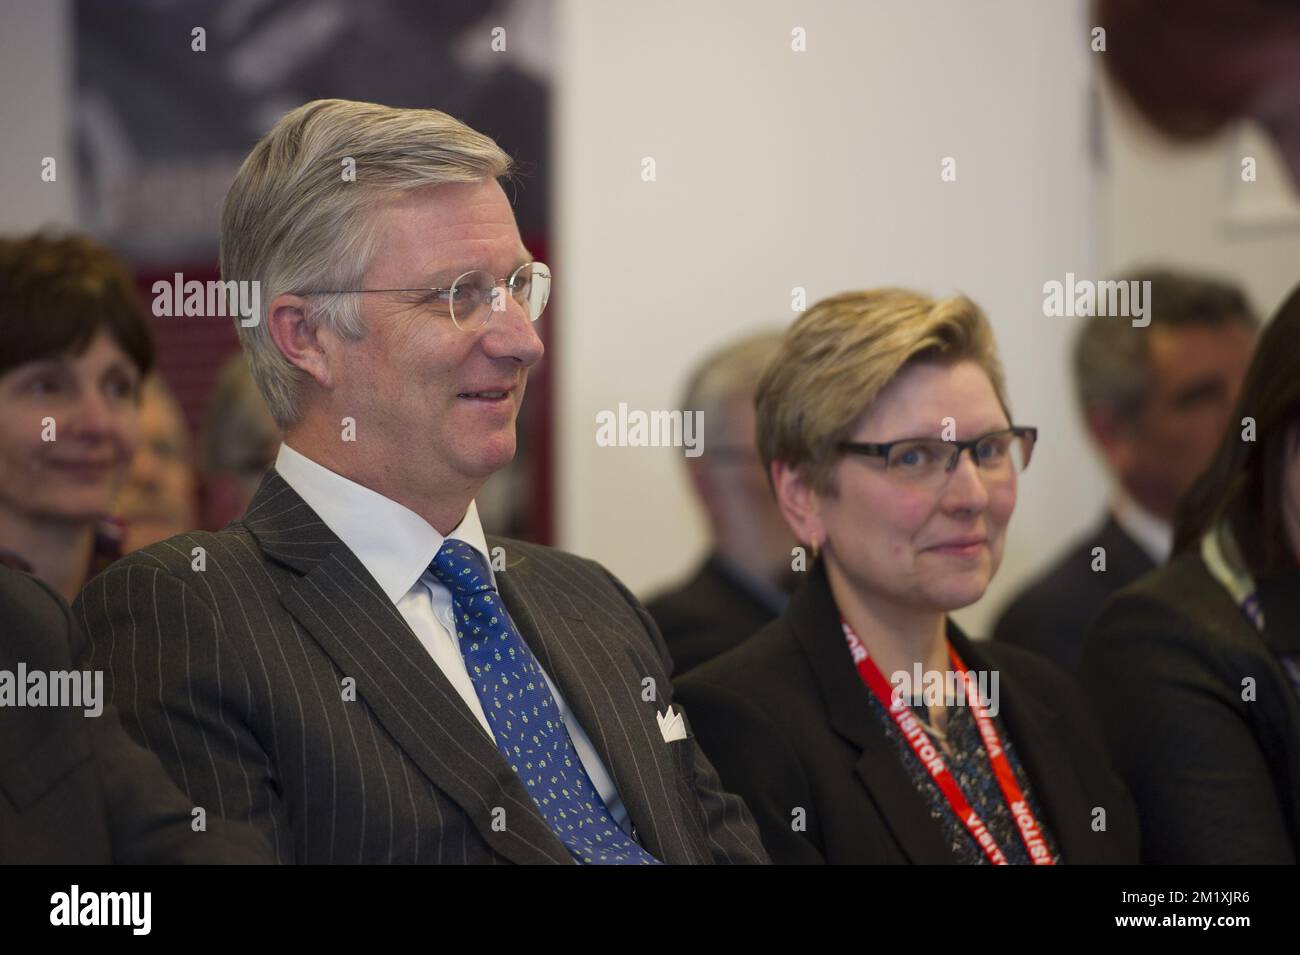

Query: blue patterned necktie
[429,538,659,865]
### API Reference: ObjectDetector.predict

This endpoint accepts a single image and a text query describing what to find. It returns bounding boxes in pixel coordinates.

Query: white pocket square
[657,705,688,743]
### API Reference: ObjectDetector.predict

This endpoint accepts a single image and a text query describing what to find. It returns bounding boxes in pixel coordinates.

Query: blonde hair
[220,99,513,428]
[756,288,1009,494]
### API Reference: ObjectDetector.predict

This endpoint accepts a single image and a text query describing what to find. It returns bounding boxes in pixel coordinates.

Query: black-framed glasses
[303,260,551,330]
[837,426,1038,487]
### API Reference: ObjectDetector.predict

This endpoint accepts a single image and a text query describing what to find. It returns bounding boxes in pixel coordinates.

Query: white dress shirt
[1111,487,1173,565]
[274,442,628,828]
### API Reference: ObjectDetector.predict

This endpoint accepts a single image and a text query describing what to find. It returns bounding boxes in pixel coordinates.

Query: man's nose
[481,293,545,367]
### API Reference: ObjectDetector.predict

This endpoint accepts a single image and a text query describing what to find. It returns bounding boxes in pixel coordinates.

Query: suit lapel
[491,540,695,864]
[1099,516,1158,584]
[790,562,956,863]
[243,471,571,865]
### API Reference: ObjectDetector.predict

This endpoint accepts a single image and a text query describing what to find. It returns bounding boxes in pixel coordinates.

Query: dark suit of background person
[75,470,768,865]
[676,561,1140,864]
[645,332,795,674]
[993,269,1259,672]
[1079,281,1300,864]
[992,517,1154,672]
[0,567,269,863]
[1080,558,1300,863]
[647,555,784,675]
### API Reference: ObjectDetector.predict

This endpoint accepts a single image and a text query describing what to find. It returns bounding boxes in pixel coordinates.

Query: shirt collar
[1111,486,1173,565]
[274,442,494,604]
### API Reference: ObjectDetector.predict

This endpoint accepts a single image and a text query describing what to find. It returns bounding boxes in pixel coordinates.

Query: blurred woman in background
[115,375,199,554]
[1081,282,1300,864]
[0,233,153,600]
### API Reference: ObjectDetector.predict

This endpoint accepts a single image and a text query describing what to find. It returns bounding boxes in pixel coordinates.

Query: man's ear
[770,459,824,547]
[266,293,333,389]
[687,456,719,510]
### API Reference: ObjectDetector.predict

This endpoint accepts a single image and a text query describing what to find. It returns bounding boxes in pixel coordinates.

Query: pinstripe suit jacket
[73,470,768,864]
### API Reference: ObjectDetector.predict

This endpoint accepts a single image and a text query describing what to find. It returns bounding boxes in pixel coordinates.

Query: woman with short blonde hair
[678,287,1139,865]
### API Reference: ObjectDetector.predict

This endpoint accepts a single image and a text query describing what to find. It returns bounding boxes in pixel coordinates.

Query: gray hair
[1073,268,1257,420]
[683,330,785,443]
[220,99,513,428]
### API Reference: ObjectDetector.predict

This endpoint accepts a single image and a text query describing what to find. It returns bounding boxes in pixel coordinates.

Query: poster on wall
[74,0,555,540]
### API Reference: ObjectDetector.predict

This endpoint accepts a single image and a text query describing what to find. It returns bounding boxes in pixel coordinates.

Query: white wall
[555,0,1105,637]
[1098,76,1300,319]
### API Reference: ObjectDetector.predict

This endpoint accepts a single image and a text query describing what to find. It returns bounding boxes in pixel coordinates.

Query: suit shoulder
[487,534,577,566]
[0,568,75,664]
[678,618,804,698]
[103,525,259,573]
[1090,553,1233,645]
[976,637,1082,699]
[996,535,1113,623]
[487,535,627,587]
[77,526,264,618]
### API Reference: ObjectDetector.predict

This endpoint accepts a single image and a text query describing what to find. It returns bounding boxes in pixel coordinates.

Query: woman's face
[792,360,1018,614]
[0,330,142,524]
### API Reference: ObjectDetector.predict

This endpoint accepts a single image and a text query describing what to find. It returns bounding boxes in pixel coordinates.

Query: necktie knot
[428,538,494,597]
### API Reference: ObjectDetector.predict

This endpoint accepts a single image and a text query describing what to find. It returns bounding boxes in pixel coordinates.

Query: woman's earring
[810,537,820,560]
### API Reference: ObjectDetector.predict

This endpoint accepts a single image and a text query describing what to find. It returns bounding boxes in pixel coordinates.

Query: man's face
[693,395,795,583]
[116,380,198,552]
[330,179,544,500]
[1123,321,1256,518]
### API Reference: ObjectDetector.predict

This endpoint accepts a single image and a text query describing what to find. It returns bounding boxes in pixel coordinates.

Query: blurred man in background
[200,355,280,530]
[994,268,1259,671]
[647,332,796,674]
[116,375,199,553]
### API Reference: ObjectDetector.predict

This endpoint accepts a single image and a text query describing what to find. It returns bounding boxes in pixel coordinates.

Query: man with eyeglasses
[74,99,767,865]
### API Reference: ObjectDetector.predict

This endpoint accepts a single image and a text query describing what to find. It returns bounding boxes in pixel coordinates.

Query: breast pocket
[667,736,697,783]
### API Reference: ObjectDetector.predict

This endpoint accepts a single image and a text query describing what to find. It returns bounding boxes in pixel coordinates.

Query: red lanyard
[842,620,1055,865]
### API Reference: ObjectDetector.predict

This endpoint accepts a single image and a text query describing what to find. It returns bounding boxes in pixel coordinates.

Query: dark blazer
[676,560,1140,863]
[73,470,768,865]
[1080,552,1300,863]
[646,555,780,675]
[993,515,1156,672]
[0,567,269,863]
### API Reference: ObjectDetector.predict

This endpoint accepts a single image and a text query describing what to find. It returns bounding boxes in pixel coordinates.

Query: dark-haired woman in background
[0,234,153,601]
[1081,282,1300,864]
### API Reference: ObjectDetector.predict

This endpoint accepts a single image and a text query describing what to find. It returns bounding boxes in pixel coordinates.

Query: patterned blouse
[866,689,1063,864]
